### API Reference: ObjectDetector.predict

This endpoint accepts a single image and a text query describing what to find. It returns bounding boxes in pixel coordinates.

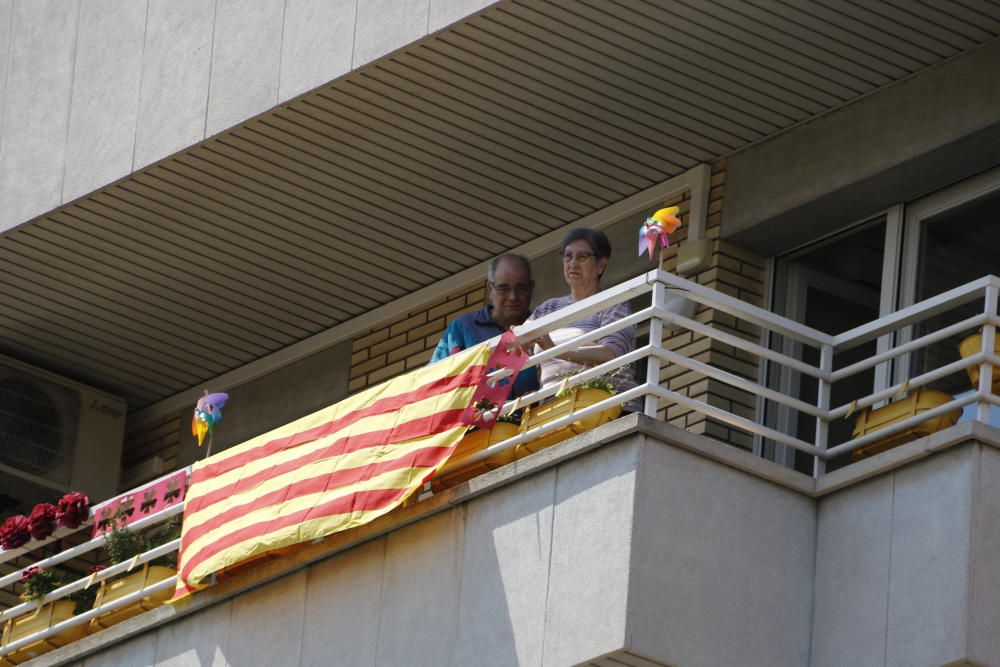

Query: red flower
[20,566,41,582]
[55,492,90,530]
[88,565,105,574]
[0,515,31,551]
[28,503,58,541]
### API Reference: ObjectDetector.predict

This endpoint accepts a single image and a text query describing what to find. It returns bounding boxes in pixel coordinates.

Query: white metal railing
[3,269,998,658]
[0,473,186,660]
[436,270,1000,479]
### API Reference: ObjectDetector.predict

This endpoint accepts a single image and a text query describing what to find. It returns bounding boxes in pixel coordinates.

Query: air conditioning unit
[0,355,125,509]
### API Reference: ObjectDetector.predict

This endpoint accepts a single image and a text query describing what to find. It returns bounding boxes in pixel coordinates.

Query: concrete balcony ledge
[33,416,1000,667]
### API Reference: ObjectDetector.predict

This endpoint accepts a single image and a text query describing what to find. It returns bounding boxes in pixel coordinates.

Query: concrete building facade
[2,1,1000,665]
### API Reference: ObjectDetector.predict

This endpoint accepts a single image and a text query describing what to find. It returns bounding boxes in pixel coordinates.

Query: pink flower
[28,503,58,541]
[20,566,41,582]
[55,492,90,529]
[0,515,30,550]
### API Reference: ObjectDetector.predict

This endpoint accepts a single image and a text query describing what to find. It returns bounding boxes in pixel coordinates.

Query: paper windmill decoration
[192,390,229,447]
[638,206,683,260]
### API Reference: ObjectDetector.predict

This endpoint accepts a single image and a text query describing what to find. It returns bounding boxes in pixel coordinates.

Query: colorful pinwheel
[192,390,229,448]
[638,206,682,260]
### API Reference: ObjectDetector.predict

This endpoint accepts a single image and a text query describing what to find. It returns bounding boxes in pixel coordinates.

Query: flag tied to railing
[173,337,524,600]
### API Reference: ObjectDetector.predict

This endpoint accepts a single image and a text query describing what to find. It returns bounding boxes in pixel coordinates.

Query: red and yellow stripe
[173,342,490,598]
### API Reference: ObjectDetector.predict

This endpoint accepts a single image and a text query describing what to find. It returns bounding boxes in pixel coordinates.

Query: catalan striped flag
[173,341,492,599]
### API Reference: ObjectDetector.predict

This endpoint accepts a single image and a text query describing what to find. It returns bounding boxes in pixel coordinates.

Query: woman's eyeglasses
[562,252,596,264]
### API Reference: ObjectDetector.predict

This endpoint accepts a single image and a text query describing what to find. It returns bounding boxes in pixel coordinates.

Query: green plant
[103,524,150,565]
[70,574,99,614]
[102,510,181,573]
[556,376,618,398]
[465,411,521,435]
[147,517,182,569]
[495,412,522,425]
[19,566,61,602]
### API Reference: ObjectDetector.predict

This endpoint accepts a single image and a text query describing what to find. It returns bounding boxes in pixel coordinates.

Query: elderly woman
[526,228,639,411]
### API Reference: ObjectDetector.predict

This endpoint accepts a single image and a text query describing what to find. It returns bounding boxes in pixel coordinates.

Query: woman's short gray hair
[562,228,611,259]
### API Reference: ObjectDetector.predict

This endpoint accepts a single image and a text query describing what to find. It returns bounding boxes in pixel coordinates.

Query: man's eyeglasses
[562,252,596,264]
[490,283,531,297]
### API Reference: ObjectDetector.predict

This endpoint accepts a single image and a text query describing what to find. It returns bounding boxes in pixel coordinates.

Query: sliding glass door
[766,219,892,472]
[763,165,1000,469]
[898,167,1000,426]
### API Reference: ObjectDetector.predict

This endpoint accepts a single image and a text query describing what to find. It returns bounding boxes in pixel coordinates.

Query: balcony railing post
[645,281,666,417]
[977,284,998,422]
[813,343,833,477]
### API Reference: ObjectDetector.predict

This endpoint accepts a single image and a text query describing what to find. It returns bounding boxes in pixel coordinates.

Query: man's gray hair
[487,254,532,283]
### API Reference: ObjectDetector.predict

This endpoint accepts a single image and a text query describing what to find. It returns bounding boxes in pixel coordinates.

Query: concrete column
[0,0,79,232]
[226,568,307,666]
[428,0,496,32]
[628,436,815,667]
[132,0,214,170]
[278,0,356,101]
[0,0,13,155]
[63,0,146,202]
[205,0,284,137]
[375,509,465,666]
[353,0,429,67]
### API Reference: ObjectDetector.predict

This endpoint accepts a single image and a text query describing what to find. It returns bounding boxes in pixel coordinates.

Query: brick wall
[349,283,486,394]
[657,160,767,450]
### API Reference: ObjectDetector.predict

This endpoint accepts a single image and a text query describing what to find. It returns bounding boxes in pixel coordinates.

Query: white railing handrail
[649,269,835,348]
[0,522,93,568]
[497,272,654,348]
[514,307,655,372]
[0,575,177,658]
[1,268,998,656]
[829,313,991,383]
[824,392,983,459]
[832,274,999,349]
[0,502,184,590]
[465,269,1000,469]
[0,538,180,623]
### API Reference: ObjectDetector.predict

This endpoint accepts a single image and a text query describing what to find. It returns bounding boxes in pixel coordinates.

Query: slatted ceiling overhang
[0,0,997,411]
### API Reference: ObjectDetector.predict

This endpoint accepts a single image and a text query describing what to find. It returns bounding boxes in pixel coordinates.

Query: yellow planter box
[1,600,86,664]
[958,332,1000,393]
[519,388,621,455]
[431,422,521,491]
[852,389,960,461]
[89,564,175,632]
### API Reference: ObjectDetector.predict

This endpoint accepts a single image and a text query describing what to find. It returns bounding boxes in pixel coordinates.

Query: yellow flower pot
[89,564,175,632]
[518,388,621,455]
[1,600,87,664]
[958,332,1000,393]
[431,422,521,491]
[852,389,960,461]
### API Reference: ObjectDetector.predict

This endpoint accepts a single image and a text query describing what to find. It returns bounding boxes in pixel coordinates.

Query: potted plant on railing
[89,515,179,632]
[519,376,622,454]
[431,412,523,491]
[0,567,88,664]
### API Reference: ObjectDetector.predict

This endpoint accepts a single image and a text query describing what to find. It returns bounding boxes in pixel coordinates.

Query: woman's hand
[533,334,555,350]
[558,344,616,365]
[509,325,553,352]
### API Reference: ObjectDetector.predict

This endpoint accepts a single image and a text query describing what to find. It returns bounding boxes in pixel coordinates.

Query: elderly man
[431,254,539,397]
